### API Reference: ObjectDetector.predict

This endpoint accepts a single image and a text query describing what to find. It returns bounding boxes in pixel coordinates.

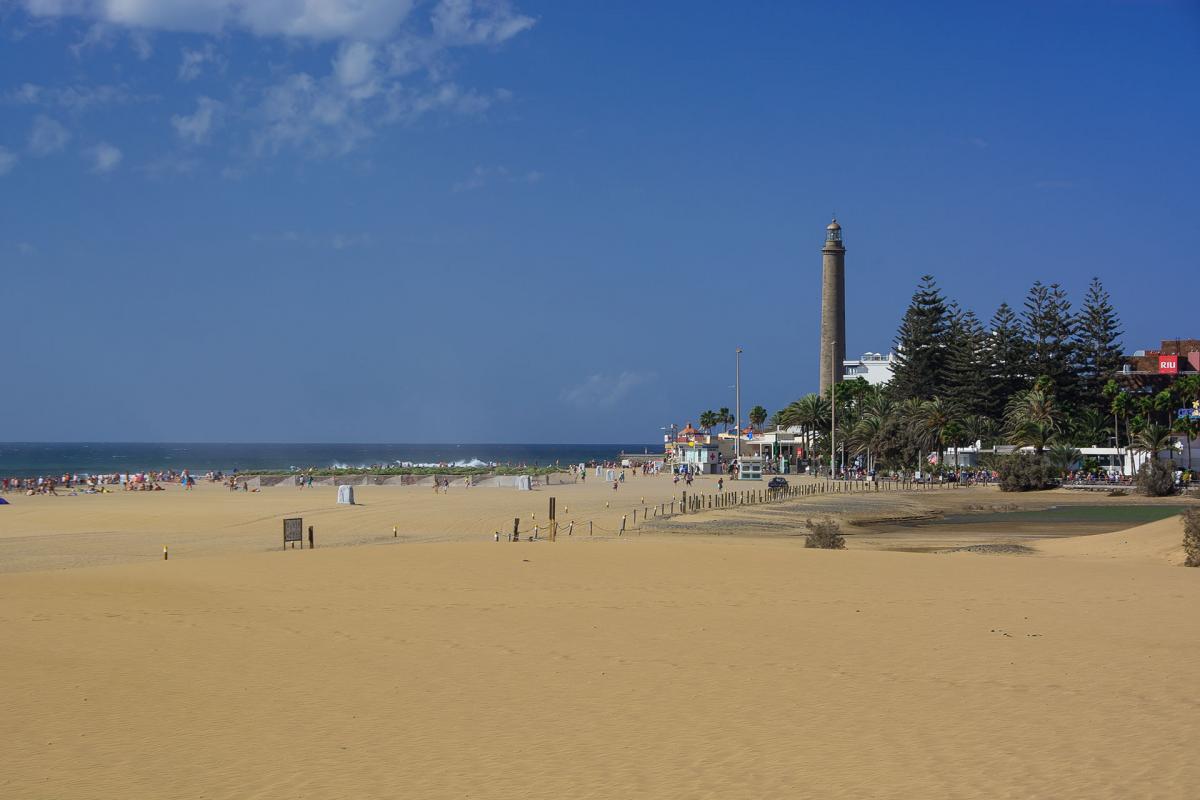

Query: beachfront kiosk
[737,456,763,481]
[678,441,720,474]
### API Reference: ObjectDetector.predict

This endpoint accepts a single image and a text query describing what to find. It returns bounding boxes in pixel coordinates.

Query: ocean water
[0,443,658,477]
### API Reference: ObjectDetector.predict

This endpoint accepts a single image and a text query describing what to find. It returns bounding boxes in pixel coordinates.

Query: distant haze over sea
[0,443,658,476]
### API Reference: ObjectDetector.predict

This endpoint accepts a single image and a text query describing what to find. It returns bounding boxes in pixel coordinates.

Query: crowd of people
[1,468,247,496]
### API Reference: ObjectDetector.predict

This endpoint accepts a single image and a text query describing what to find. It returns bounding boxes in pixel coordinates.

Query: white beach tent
[336,485,355,505]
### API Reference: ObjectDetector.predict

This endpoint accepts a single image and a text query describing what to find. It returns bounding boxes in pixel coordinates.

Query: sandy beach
[3,476,1199,798]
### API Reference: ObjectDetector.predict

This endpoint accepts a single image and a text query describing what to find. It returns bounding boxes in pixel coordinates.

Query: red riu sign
[1159,354,1179,374]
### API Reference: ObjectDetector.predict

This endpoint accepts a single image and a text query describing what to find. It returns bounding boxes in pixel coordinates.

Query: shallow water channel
[854,504,1184,553]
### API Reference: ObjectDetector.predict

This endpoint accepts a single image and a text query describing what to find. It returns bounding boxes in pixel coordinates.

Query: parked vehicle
[768,477,789,489]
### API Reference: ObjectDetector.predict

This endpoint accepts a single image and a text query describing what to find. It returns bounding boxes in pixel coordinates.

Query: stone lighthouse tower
[819,217,846,396]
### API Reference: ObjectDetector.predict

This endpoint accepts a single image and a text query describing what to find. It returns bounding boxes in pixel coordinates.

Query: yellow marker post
[163,545,168,561]
[393,525,398,538]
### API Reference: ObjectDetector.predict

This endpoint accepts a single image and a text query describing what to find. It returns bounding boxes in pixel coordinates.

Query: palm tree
[777,394,831,469]
[793,394,830,432]
[1070,408,1110,448]
[861,389,894,422]
[896,397,926,470]
[1134,395,1155,426]
[1153,389,1175,426]
[849,414,886,473]
[1176,374,1200,412]
[907,397,960,469]
[1111,391,1132,455]
[1046,444,1082,477]
[1133,422,1174,462]
[943,419,971,469]
[698,410,718,434]
[1004,387,1060,456]
[717,407,732,433]
[962,414,997,449]
[749,405,768,430]
[1009,419,1059,456]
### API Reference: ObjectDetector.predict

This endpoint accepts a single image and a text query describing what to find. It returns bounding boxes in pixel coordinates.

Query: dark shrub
[1183,510,1200,568]
[998,454,1055,492]
[1106,488,1128,497]
[804,517,845,549]
[1136,459,1177,497]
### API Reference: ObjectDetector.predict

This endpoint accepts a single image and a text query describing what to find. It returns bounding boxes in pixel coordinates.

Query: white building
[842,351,895,386]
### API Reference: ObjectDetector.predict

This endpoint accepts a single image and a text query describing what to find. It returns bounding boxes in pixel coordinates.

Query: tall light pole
[735,347,743,464]
[830,340,837,481]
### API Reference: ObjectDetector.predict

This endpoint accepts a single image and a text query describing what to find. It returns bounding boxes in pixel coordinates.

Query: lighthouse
[819,218,846,396]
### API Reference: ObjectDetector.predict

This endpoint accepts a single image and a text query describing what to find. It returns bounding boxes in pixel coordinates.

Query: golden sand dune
[1036,514,1189,565]
[3,528,1200,798]
[3,478,1199,797]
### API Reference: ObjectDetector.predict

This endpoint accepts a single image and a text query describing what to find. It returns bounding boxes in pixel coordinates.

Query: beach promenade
[2,475,1199,798]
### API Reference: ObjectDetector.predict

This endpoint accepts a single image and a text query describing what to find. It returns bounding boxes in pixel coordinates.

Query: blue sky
[2,0,1198,443]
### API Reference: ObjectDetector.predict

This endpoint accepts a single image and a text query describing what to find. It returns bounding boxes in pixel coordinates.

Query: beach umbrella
[0,497,9,505]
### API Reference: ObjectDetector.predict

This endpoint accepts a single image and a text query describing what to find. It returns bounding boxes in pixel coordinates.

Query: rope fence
[487,477,970,542]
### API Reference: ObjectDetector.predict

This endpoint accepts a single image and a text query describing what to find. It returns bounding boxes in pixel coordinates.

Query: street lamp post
[830,340,837,482]
[735,348,743,465]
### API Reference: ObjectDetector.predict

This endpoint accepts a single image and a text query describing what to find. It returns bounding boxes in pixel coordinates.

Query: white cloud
[432,0,535,46]
[330,232,372,250]
[85,141,122,173]
[16,241,36,256]
[129,29,153,59]
[452,163,541,192]
[453,164,506,192]
[5,82,151,113]
[28,115,70,156]
[20,0,535,160]
[178,42,220,81]
[172,96,223,144]
[68,21,114,58]
[20,0,422,42]
[0,147,17,175]
[252,72,371,156]
[334,41,377,90]
[561,371,656,410]
[252,230,372,249]
[139,153,202,178]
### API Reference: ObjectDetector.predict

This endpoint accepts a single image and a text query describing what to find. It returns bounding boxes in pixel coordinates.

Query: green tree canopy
[890,275,951,401]
[1075,277,1124,412]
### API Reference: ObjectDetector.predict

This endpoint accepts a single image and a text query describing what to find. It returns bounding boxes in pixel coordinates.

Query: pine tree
[1022,281,1079,408]
[943,306,989,417]
[890,275,951,401]
[1075,277,1124,413]
[982,302,1030,420]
